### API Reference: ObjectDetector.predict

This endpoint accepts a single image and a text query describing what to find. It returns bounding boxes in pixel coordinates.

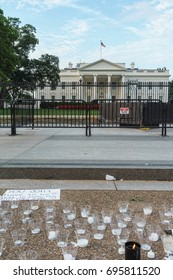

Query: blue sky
[0,0,173,78]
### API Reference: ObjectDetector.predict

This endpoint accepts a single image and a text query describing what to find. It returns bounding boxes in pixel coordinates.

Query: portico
[77,59,126,100]
[47,58,171,101]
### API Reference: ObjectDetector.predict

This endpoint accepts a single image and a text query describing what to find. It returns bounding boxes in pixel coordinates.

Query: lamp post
[79,78,83,100]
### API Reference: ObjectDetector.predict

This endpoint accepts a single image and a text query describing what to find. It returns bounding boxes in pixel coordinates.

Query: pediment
[79,59,125,71]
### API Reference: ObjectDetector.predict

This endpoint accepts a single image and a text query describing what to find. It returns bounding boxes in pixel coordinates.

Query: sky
[0,0,173,78]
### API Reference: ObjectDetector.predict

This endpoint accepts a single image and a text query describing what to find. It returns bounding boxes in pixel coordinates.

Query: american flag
[100,41,106,47]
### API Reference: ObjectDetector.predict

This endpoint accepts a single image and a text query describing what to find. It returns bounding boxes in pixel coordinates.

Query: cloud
[62,19,89,36]
[16,0,76,9]
[155,0,173,11]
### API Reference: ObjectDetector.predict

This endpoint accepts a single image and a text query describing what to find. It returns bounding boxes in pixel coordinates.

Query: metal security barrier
[86,99,165,136]
[162,99,173,136]
[0,99,11,128]
[0,98,167,136]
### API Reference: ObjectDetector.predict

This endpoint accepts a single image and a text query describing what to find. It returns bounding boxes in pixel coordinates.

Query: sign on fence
[120,107,129,114]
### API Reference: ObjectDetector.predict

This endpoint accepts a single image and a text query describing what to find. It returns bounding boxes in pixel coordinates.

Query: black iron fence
[0,81,170,101]
[0,81,173,136]
[1,97,172,136]
[31,81,169,101]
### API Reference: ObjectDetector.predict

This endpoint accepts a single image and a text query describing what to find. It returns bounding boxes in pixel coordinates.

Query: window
[159,96,163,101]
[138,82,142,89]
[72,82,76,89]
[148,95,152,100]
[111,82,117,88]
[87,82,91,89]
[159,82,163,89]
[51,95,55,100]
[41,95,44,100]
[62,82,65,89]
[138,96,141,100]
[127,95,131,100]
[99,82,104,88]
[148,82,152,89]
[112,96,116,100]
[72,95,76,100]
[62,95,65,101]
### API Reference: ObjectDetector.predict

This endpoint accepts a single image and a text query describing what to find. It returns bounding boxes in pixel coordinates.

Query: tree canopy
[0,9,60,100]
[0,9,19,80]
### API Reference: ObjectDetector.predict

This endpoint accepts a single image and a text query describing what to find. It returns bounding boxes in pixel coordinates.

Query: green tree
[168,80,173,100]
[0,9,60,103]
[0,9,19,81]
[31,54,60,89]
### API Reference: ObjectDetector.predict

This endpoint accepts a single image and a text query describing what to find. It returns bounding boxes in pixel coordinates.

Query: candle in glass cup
[125,241,141,260]
[143,205,153,215]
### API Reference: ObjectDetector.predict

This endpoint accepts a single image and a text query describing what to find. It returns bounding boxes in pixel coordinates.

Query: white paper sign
[120,107,129,114]
[2,189,61,201]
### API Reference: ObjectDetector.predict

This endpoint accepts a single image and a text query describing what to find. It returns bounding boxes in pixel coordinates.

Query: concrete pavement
[0,126,173,181]
[0,179,173,191]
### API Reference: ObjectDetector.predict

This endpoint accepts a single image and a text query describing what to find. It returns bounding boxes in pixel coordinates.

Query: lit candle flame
[132,243,136,250]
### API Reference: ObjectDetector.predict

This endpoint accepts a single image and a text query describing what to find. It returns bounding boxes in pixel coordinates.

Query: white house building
[35,59,170,102]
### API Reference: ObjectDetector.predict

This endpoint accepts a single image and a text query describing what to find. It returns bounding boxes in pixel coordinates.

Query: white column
[121,75,125,99]
[108,75,112,99]
[94,75,97,100]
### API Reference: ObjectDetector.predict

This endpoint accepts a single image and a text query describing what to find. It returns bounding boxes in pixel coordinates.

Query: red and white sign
[120,107,129,114]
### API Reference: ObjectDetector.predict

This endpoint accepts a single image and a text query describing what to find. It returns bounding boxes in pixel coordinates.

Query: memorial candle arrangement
[125,241,141,260]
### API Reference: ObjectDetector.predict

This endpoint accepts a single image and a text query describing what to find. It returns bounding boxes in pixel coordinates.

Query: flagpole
[100,40,102,59]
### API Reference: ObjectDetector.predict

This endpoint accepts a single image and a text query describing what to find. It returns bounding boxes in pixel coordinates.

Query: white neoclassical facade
[36,59,170,102]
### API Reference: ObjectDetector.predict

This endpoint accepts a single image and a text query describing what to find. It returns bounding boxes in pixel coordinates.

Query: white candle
[63,253,75,260]
[67,213,75,220]
[143,208,152,215]
[97,224,106,230]
[81,209,89,218]
[11,203,18,209]
[76,229,85,234]
[111,228,121,236]
[15,240,24,246]
[147,250,155,259]
[57,241,67,248]
[118,222,126,228]
[87,216,94,224]
[118,247,125,254]
[77,238,89,247]
[31,205,39,210]
[48,231,56,240]
[94,233,104,240]
[31,228,40,234]
[24,210,32,215]
[149,232,159,241]
[136,221,146,228]
[103,216,111,223]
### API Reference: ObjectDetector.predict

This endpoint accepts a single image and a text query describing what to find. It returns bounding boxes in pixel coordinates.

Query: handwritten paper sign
[2,189,60,201]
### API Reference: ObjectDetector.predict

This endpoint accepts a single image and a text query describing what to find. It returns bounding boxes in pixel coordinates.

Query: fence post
[11,101,16,136]
[161,102,167,136]
[32,101,34,129]
[85,103,91,136]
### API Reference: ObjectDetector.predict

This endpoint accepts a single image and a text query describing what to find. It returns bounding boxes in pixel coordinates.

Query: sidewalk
[0,179,173,191]
[0,127,173,181]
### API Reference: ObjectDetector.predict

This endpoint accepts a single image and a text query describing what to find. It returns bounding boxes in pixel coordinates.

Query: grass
[0,108,99,116]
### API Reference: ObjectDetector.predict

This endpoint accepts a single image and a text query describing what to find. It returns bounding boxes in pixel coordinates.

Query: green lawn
[0,108,99,116]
